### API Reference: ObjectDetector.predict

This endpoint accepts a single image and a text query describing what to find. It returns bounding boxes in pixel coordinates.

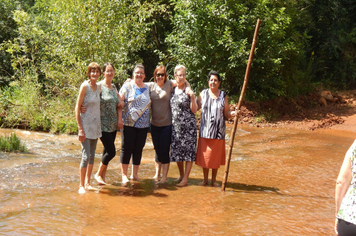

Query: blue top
[119,81,150,128]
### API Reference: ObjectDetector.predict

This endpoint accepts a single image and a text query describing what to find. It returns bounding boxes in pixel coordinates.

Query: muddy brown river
[0,126,352,235]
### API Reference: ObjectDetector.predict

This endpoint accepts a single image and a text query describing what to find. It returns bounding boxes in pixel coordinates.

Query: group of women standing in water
[75,62,236,194]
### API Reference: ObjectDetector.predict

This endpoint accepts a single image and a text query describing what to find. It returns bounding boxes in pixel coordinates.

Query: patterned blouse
[199,89,226,140]
[337,139,356,225]
[119,81,150,128]
[80,81,101,139]
[98,81,119,132]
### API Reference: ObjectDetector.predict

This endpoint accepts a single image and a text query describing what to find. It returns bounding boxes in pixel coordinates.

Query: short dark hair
[208,70,221,81]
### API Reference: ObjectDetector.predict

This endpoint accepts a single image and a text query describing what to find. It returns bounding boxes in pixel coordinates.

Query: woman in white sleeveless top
[75,62,102,194]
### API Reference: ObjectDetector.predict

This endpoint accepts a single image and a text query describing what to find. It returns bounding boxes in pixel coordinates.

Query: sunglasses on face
[156,73,165,77]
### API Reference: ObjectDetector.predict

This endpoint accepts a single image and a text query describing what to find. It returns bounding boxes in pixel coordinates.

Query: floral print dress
[170,87,197,162]
[337,139,356,225]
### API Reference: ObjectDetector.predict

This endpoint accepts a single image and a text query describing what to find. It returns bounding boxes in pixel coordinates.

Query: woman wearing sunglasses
[147,65,175,184]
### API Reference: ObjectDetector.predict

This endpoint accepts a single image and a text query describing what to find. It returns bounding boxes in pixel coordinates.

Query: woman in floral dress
[170,65,198,187]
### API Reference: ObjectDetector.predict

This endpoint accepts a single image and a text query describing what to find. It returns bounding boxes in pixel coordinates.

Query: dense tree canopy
[0,0,355,133]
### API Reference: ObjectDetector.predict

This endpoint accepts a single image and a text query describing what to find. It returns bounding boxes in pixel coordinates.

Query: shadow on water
[226,181,280,193]
[98,176,282,198]
[97,177,185,197]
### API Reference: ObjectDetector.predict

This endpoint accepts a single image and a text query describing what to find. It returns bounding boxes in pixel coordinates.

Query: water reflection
[0,126,352,235]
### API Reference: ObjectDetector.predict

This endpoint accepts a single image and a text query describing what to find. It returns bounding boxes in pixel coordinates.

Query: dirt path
[229,89,356,133]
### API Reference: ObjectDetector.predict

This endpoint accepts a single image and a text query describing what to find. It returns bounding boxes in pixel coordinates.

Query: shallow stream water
[0,126,352,235]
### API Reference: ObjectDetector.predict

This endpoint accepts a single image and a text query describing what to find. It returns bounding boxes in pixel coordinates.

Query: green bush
[0,133,27,152]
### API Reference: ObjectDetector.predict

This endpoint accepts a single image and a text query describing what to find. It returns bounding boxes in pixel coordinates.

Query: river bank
[230,89,356,133]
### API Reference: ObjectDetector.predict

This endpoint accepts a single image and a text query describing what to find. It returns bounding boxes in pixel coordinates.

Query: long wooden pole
[222,19,261,192]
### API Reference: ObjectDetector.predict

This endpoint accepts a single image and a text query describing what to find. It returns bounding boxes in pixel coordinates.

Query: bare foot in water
[199,181,208,186]
[85,184,98,191]
[94,174,106,185]
[78,186,85,194]
[176,181,188,187]
[122,175,129,184]
[152,174,161,181]
[158,178,167,184]
[175,177,183,183]
[211,182,220,187]
[130,175,140,181]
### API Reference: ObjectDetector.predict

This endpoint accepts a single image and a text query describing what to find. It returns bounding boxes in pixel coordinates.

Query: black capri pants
[338,218,356,236]
[150,124,172,164]
[100,131,117,165]
[120,126,148,165]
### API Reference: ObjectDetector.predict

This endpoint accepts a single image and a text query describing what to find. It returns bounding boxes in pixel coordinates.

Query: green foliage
[166,0,311,100]
[0,133,27,152]
[306,0,356,88]
[0,0,355,133]
[0,70,51,131]
[34,0,169,88]
[0,0,36,85]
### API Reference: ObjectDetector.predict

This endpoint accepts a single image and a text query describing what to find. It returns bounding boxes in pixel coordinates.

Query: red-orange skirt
[195,137,225,169]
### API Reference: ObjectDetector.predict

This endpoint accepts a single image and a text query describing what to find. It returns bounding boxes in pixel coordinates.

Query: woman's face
[175,69,186,86]
[208,74,221,90]
[89,68,100,82]
[104,65,115,81]
[133,67,145,85]
[155,69,166,87]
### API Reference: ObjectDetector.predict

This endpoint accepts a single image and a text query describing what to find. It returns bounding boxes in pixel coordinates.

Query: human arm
[186,87,198,114]
[115,88,125,109]
[223,96,236,119]
[196,93,202,111]
[335,152,352,234]
[75,84,87,142]
[117,94,124,130]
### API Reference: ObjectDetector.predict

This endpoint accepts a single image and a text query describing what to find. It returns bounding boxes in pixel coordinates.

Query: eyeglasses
[105,70,114,74]
[176,74,186,78]
[156,73,165,77]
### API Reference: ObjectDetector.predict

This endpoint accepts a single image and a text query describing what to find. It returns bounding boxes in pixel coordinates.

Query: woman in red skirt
[196,71,236,187]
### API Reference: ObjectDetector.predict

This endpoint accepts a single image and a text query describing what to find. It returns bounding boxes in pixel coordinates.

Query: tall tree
[166,0,310,100]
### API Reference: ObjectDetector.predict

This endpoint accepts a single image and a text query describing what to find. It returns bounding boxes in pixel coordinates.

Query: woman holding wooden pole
[195,70,236,187]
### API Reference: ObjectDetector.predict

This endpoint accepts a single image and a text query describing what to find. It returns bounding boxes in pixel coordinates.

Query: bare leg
[85,164,97,191]
[79,166,86,194]
[94,162,107,185]
[177,161,193,187]
[153,162,162,180]
[102,164,107,182]
[130,164,140,180]
[211,168,219,187]
[121,163,129,183]
[199,168,209,186]
[176,162,184,182]
[159,163,170,184]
